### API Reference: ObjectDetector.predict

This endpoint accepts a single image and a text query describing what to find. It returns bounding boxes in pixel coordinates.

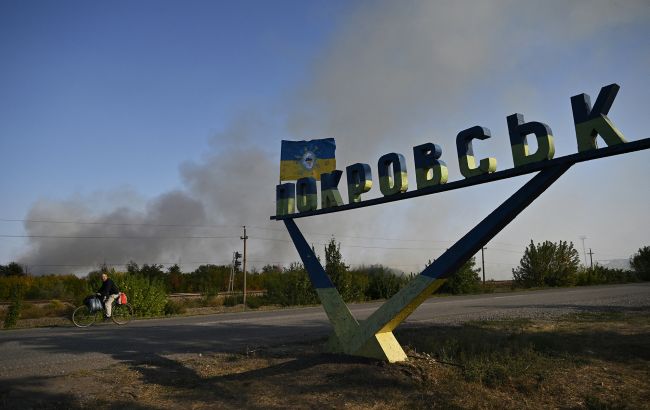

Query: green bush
[630,246,650,281]
[245,296,263,309]
[264,264,318,306]
[513,240,580,288]
[202,293,223,307]
[575,266,637,286]
[442,257,482,295]
[113,273,167,317]
[164,299,187,315]
[363,266,407,299]
[223,295,242,307]
[3,284,24,328]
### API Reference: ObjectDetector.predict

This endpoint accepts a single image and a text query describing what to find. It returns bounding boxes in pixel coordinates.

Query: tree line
[1,238,649,325]
[512,241,650,287]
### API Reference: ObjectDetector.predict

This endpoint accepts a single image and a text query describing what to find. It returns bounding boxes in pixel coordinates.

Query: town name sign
[275,83,629,218]
[270,84,650,363]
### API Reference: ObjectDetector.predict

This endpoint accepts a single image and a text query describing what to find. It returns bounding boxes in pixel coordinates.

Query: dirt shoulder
[2,310,648,409]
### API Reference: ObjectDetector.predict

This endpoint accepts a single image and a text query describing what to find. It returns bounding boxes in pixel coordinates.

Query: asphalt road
[1,283,648,380]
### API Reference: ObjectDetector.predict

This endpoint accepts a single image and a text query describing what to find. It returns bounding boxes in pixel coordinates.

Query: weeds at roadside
[397,311,650,408]
[2,311,648,408]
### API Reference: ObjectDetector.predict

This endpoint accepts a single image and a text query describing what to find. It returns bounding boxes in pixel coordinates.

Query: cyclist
[97,273,120,320]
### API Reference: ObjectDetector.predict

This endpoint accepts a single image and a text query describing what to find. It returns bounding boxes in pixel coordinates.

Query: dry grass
[1,311,649,409]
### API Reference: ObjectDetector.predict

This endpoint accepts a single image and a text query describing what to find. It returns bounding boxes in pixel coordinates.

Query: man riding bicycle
[97,273,120,320]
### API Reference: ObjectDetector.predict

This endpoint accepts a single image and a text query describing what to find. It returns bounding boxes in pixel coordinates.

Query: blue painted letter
[456,126,497,178]
[346,163,372,203]
[413,143,448,189]
[378,153,408,196]
[571,83,627,152]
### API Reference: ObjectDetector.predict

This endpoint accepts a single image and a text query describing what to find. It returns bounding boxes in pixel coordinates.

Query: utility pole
[228,253,234,293]
[241,226,248,310]
[579,235,587,267]
[588,248,594,270]
[481,247,486,285]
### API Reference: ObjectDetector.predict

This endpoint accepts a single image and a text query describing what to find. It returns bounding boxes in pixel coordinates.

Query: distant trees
[630,246,650,281]
[3,238,644,322]
[512,240,580,287]
[167,264,183,293]
[0,262,25,277]
[263,262,318,306]
[575,265,637,286]
[3,283,24,328]
[442,257,482,294]
[359,265,407,300]
[325,238,352,301]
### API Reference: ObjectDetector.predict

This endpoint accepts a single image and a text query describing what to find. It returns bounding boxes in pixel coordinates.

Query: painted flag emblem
[280,138,336,181]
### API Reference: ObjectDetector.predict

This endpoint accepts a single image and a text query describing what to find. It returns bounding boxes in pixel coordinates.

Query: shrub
[325,239,352,301]
[575,266,637,286]
[223,295,242,307]
[3,284,24,328]
[513,240,580,288]
[202,293,223,307]
[363,266,407,300]
[164,299,187,315]
[264,264,318,306]
[113,273,168,317]
[245,296,263,309]
[441,257,482,295]
[630,246,650,281]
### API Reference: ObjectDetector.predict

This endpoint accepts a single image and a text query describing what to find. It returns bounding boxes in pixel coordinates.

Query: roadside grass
[396,311,650,408]
[0,282,644,329]
[4,311,647,409]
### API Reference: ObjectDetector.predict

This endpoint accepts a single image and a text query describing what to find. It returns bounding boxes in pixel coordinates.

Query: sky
[1,0,649,279]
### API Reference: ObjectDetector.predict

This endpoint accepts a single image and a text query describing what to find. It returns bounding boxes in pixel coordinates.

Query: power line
[19,261,232,267]
[0,233,449,252]
[485,247,524,254]
[0,234,239,239]
[248,236,448,251]
[1,217,459,244]
[0,218,242,230]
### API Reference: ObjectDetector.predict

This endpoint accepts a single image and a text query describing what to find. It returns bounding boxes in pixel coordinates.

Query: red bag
[119,292,127,305]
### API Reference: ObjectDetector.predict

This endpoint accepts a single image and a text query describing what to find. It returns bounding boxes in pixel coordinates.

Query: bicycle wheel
[72,305,98,328]
[111,303,134,325]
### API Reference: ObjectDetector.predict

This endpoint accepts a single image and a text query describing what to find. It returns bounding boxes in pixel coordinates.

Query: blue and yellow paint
[321,170,344,208]
[571,83,627,152]
[346,163,373,203]
[378,153,408,196]
[456,126,497,178]
[507,113,555,167]
[280,138,336,181]
[296,177,318,212]
[413,143,448,188]
[275,183,295,216]
[274,82,636,363]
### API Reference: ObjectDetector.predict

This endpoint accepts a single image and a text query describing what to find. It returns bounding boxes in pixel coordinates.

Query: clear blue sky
[1,0,339,200]
[1,1,649,277]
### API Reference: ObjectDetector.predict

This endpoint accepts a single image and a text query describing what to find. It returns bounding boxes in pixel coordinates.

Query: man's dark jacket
[98,278,119,298]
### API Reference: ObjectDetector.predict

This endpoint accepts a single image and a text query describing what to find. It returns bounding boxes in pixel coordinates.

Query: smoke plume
[18,0,650,276]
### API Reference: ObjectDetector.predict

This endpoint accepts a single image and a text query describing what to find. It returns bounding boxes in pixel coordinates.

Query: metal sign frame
[270,85,650,362]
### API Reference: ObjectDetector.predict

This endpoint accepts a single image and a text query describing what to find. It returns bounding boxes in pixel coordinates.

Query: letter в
[413,143,448,188]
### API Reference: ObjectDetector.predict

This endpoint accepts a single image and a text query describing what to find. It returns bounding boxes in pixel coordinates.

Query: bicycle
[72,294,134,328]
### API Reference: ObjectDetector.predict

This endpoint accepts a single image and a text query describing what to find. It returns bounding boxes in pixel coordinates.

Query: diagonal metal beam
[278,139,650,361]
[283,219,360,343]
[343,163,572,354]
